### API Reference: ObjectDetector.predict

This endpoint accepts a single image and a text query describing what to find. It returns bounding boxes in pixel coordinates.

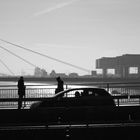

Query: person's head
[75,91,80,97]
[20,76,24,80]
[56,76,61,81]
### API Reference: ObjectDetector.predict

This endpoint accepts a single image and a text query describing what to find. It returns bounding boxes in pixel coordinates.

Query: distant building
[81,75,92,78]
[96,54,140,78]
[34,67,41,77]
[50,70,56,77]
[50,70,67,77]
[34,67,48,77]
[55,73,67,77]
[41,69,48,77]
[69,73,79,77]
[91,70,97,76]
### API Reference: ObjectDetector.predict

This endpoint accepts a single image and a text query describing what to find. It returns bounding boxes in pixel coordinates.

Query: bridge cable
[0,57,15,75]
[0,39,91,73]
[0,45,38,68]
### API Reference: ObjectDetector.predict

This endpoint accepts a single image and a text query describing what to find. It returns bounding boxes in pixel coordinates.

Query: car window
[63,90,83,98]
[63,89,99,98]
[93,89,110,96]
[81,89,104,97]
[60,88,109,99]
[88,91,93,95]
[81,89,95,97]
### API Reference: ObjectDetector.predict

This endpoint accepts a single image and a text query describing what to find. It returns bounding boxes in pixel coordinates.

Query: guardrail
[0,94,140,109]
[0,82,140,108]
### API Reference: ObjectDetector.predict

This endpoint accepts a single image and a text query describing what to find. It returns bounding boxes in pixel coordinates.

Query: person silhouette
[75,91,80,97]
[17,76,25,109]
[55,76,64,94]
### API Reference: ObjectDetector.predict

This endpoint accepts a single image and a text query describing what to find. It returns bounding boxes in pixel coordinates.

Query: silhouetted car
[30,87,115,109]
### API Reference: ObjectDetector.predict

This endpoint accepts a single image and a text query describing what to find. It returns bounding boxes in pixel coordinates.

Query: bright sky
[0,0,140,76]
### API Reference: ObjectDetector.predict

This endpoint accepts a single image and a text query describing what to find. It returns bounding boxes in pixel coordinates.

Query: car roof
[54,87,109,98]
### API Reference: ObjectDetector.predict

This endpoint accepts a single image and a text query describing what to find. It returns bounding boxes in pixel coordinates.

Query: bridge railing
[0,84,56,108]
[0,95,140,108]
[0,82,140,108]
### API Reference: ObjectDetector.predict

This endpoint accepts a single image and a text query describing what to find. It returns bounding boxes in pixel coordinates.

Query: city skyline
[0,0,140,76]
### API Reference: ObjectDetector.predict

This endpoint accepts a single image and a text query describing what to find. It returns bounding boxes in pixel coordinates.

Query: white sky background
[0,0,140,76]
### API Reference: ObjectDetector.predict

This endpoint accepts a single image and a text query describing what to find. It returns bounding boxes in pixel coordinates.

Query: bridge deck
[0,122,140,139]
[0,106,140,139]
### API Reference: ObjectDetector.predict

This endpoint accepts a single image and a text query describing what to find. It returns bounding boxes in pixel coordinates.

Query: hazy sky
[0,0,140,76]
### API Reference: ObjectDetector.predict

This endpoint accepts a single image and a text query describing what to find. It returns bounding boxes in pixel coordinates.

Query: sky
[0,0,140,76]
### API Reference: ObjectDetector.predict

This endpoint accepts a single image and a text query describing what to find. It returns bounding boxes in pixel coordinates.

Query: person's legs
[18,96,22,109]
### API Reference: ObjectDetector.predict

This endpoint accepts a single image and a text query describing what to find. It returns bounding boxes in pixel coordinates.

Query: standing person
[55,76,64,94]
[17,76,25,109]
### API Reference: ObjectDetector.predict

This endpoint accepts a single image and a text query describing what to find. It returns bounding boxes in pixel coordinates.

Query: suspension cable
[0,58,15,75]
[0,45,38,68]
[0,39,91,73]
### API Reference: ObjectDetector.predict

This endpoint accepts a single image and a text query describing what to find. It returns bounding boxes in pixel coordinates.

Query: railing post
[23,94,26,109]
[65,84,68,89]
[117,99,119,106]
[107,83,109,92]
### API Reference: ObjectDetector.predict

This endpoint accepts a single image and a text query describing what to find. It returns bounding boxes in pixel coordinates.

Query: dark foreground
[0,123,140,140]
[1,106,140,139]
